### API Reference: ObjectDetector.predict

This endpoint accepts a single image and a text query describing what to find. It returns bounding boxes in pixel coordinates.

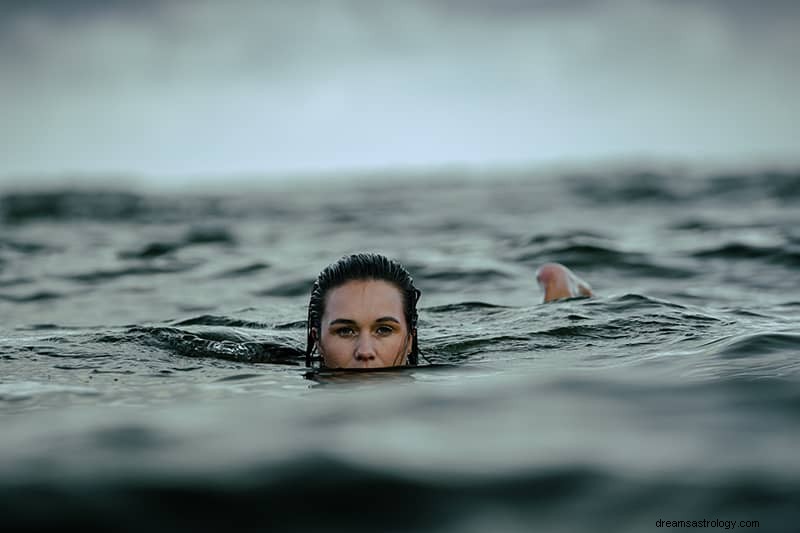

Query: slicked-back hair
[305,253,421,368]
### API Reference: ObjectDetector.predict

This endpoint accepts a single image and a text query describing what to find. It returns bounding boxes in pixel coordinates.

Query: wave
[537,314,718,343]
[515,230,610,247]
[0,290,63,302]
[424,301,510,313]
[0,238,52,254]
[432,334,537,360]
[514,243,696,277]
[418,294,727,363]
[214,262,270,278]
[0,277,33,287]
[118,241,183,259]
[565,171,683,203]
[119,226,237,260]
[126,326,303,364]
[273,320,308,330]
[707,332,800,359]
[704,171,800,202]
[691,242,800,266]
[3,170,798,230]
[669,218,721,231]
[0,381,99,402]
[255,278,316,297]
[584,293,690,311]
[0,190,237,224]
[65,263,198,283]
[399,260,514,284]
[515,243,630,265]
[170,314,270,328]
[183,225,236,245]
[0,190,146,223]
[562,169,800,205]
[415,267,512,283]
[1,457,797,533]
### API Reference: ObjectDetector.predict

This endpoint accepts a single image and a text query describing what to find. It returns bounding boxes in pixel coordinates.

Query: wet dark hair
[306,253,421,368]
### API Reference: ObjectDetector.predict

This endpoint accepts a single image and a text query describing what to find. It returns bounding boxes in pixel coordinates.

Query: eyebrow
[328,316,401,326]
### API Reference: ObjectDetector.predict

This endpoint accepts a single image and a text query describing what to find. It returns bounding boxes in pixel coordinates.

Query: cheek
[319,335,353,363]
[377,336,410,361]
[321,334,347,350]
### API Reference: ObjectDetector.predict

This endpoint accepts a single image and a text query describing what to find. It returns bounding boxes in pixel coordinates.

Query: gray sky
[1,0,799,182]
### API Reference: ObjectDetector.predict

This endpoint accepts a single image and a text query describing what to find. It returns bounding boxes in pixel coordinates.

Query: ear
[311,327,324,356]
[405,328,416,356]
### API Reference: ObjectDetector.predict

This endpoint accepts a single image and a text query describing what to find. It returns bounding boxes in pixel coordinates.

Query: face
[314,279,413,369]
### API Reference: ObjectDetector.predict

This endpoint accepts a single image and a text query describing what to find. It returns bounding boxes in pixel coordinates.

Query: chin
[336,359,398,370]
[322,356,407,370]
[349,360,387,369]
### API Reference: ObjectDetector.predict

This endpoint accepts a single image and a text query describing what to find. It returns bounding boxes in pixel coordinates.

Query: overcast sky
[1,0,798,182]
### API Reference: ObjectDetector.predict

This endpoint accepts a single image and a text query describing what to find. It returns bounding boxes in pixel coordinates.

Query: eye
[334,327,356,337]
[375,325,395,336]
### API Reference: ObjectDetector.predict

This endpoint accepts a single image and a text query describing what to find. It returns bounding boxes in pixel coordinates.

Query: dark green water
[1,169,799,532]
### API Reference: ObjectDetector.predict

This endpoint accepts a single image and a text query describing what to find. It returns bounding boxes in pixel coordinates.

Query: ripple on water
[65,263,198,284]
[0,381,99,402]
[170,315,269,328]
[692,242,800,266]
[213,262,271,278]
[708,332,800,359]
[255,278,316,297]
[0,289,66,302]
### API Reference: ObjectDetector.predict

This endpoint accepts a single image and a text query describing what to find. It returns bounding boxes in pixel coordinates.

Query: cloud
[1,0,798,180]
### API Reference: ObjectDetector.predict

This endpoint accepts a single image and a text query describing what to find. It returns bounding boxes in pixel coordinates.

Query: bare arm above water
[536,263,594,303]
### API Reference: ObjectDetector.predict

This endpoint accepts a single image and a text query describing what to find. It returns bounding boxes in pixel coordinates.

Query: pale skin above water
[535,262,593,301]
[313,279,413,369]
[313,263,592,369]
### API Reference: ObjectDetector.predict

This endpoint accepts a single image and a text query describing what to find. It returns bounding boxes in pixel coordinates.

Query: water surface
[1,169,799,532]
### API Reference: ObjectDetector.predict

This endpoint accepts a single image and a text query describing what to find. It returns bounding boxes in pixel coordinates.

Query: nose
[354,335,377,362]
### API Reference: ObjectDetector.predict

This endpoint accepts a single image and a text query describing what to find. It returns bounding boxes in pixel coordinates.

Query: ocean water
[1,169,799,532]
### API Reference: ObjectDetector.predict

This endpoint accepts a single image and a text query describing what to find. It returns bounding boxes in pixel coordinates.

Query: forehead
[322,279,405,322]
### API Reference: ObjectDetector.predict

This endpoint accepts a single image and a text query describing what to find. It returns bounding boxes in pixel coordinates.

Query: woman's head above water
[306,253,421,369]
[304,254,592,369]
